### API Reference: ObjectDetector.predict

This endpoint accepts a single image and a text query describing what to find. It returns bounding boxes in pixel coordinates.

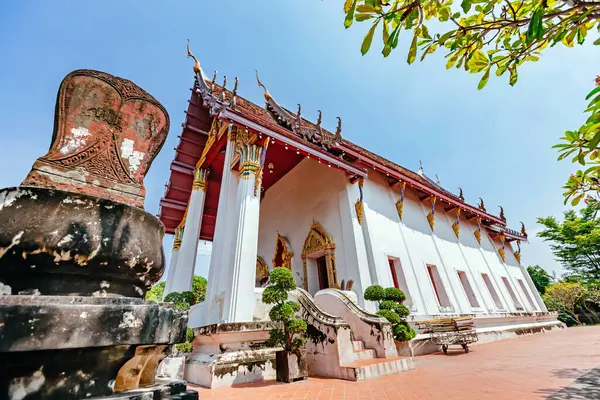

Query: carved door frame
[301,220,338,291]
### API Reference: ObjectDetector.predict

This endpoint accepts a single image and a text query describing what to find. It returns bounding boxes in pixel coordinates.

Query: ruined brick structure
[0,70,197,399]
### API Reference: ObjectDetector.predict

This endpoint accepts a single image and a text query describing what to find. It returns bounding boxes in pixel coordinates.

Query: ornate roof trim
[254,72,342,150]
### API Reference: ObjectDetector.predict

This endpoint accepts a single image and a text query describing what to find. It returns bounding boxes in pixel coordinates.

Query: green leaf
[585,86,600,101]
[461,0,472,13]
[383,19,389,44]
[355,13,375,21]
[526,8,544,44]
[361,22,378,55]
[466,50,489,73]
[576,27,586,45]
[594,37,600,45]
[356,4,378,12]
[509,67,518,86]
[478,68,490,90]
[407,34,418,64]
[438,31,455,45]
[572,193,585,206]
[344,0,354,13]
[589,130,600,150]
[344,0,357,28]
[446,53,459,69]
[496,65,508,76]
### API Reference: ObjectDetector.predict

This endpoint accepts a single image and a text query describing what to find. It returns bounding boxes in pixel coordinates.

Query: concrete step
[340,357,415,381]
[351,340,365,352]
[353,348,377,361]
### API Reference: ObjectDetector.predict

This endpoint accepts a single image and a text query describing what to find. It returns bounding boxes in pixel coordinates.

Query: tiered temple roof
[158,44,527,243]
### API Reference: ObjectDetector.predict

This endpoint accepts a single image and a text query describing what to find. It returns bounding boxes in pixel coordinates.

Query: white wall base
[185,322,280,388]
[402,314,566,357]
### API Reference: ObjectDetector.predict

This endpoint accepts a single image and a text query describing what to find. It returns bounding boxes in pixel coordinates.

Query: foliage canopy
[537,200,600,284]
[343,0,600,202]
[526,265,554,294]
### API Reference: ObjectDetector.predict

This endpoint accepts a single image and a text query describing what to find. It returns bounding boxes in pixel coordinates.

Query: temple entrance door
[301,221,337,293]
[316,256,329,290]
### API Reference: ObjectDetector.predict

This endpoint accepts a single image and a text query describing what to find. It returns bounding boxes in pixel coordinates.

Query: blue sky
[0,1,596,278]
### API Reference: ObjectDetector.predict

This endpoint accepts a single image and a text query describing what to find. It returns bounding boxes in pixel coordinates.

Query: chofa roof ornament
[254,71,342,150]
[187,40,238,116]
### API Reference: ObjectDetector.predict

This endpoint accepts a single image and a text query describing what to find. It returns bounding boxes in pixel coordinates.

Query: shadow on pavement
[540,365,600,399]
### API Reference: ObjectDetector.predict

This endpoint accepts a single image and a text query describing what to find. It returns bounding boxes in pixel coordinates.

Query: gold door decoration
[301,220,338,291]
[474,217,482,245]
[256,256,269,287]
[273,232,294,270]
[354,177,365,225]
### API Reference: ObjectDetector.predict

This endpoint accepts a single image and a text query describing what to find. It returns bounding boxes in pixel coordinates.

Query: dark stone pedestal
[0,296,189,399]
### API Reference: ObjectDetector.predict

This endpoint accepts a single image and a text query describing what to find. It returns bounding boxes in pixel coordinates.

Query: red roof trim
[337,142,506,226]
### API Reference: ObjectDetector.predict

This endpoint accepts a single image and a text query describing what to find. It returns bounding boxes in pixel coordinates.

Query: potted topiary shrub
[262,267,308,383]
[364,285,416,356]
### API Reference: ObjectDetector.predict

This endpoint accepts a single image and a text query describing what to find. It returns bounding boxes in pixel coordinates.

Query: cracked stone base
[0,296,188,399]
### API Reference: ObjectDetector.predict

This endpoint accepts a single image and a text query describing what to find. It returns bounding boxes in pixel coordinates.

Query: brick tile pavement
[189,326,600,400]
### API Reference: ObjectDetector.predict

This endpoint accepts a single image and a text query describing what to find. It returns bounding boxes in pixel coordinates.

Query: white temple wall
[359,170,542,318]
[257,158,351,294]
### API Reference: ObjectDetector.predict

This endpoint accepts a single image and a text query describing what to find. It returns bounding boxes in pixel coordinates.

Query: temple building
[159,44,550,333]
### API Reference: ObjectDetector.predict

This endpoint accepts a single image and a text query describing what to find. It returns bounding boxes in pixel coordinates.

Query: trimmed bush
[364,285,385,302]
[384,287,406,303]
[262,267,306,351]
[376,309,401,324]
[365,285,416,342]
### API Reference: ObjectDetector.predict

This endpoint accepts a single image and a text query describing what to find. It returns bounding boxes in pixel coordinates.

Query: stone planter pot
[276,349,308,383]
[395,340,414,358]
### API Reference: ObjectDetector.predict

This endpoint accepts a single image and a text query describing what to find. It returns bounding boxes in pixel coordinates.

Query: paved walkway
[189,326,600,399]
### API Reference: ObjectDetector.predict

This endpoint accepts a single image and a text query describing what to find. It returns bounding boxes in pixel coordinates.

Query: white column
[163,227,183,295]
[164,168,209,295]
[221,143,265,322]
[202,128,239,326]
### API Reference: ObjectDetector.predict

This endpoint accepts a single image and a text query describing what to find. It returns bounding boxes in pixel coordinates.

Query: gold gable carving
[273,232,294,270]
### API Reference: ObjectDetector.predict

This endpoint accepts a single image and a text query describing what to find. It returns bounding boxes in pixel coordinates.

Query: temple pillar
[221,143,265,323]
[198,128,239,327]
[165,168,209,295]
[163,227,183,294]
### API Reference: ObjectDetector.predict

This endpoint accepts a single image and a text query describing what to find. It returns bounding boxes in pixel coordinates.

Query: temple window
[388,257,413,307]
[457,271,480,308]
[481,273,504,309]
[501,277,524,310]
[517,279,537,310]
[426,264,451,309]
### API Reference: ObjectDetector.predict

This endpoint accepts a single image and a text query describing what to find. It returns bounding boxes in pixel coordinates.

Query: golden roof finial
[478,197,486,212]
[255,70,272,101]
[297,104,302,118]
[499,205,506,220]
[316,110,322,127]
[435,174,441,186]
[520,221,527,236]
[335,117,342,141]
[187,39,201,73]
[458,187,464,201]
[230,77,238,107]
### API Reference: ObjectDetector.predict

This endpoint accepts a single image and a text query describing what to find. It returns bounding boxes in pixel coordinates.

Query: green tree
[526,265,553,294]
[262,267,307,351]
[343,0,600,202]
[145,281,165,302]
[537,201,600,283]
[543,281,585,324]
[145,275,207,303]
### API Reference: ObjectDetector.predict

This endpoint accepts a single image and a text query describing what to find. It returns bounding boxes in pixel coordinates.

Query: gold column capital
[192,168,210,191]
[173,226,184,251]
